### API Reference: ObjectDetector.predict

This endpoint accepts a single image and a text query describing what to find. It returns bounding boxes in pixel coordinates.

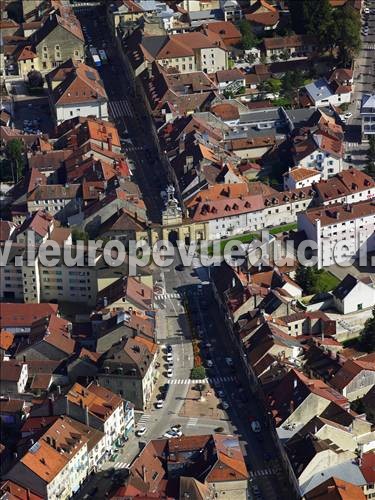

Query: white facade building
[361,93,375,142]
[297,200,375,269]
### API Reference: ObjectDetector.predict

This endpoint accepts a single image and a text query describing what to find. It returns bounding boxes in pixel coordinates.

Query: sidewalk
[179,384,227,421]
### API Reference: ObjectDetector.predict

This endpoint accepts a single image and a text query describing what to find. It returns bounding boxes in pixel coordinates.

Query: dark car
[166,344,173,353]
[161,383,170,394]
[175,264,184,271]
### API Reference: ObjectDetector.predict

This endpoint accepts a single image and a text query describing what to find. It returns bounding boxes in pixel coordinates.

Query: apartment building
[293,133,344,179]
[130,30,228,75]
[0,361,28,394]
[65,382,131,454]
[6,417,89,499]
[263,34,316,60]
[360,93,375,142]
[98,336,158,410]
[297,200,375,268]
[189,183,314,240]
[46,59,108,125]
[30,7,85,72]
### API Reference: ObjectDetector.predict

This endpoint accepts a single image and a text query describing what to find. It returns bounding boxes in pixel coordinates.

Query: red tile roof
[0,303,59,329]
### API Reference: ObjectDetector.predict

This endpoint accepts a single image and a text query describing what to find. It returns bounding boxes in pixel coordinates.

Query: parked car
[166,344,173,353]
[206,359,213,368]
[251,421,261,433]
[166,352,173,361]
[155,399,164,409]
[167,368,173,378]
[222,401,229,410]
[136,426,147,437]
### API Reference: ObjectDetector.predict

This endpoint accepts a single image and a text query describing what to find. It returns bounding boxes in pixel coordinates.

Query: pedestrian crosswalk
[155,292,181,300]
[249,467,281,478]
[114,460,131,469]
[109,99,134,119]
[137,413,151,426]
[187,418,198,427]
[169,376,236,385]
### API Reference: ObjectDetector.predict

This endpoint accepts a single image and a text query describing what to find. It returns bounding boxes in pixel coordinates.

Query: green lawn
[203,223,298,256]
[269,222,297,235]
[315,270,340,292]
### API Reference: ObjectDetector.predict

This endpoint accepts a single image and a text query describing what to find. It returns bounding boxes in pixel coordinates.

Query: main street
[344,0,375,166]
[74,5,296,499]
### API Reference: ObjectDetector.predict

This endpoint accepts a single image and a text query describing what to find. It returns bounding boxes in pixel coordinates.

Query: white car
[171,425,181,433]
[207,360,213,368]
[344,112,352,120]
[155,400,164,409]
[217,390,225,399]
[166,353,173,361]
[364,7,370,14]
[222,401,229,410]
[167,368,173,378]
[136,426,147,437]
[163,429,181,438]
[251,421,261,433]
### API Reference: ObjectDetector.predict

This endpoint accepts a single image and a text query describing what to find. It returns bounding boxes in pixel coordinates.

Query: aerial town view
[0,0,375,498]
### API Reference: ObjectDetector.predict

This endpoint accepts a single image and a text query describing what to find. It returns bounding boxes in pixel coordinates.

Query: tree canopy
[239,19,258,50]
[359,308,375,353]
[6,138,24,182]
[288,0,361,64]
[365,136,375,178]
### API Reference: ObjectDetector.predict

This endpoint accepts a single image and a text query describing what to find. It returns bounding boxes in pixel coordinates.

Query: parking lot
[13,96,55,135]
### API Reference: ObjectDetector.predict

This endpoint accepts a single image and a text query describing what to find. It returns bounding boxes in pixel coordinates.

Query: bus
[89,46,101,67]
[99,49,108,64]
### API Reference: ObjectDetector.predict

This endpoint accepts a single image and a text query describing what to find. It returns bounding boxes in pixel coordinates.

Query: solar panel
[86,71,96,81]
[29,442,41,454]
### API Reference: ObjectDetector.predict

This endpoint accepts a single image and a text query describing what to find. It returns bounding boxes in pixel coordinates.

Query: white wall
[299,149,342,180]
[56,101,108,124]
[335,281,375,314]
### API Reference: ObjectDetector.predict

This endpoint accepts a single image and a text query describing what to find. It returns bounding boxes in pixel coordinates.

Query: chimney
[85,405,89,426]
[107,136,112,151]
[142,465,147,483]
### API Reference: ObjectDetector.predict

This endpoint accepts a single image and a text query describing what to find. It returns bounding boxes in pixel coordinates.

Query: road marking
[137,414,151,426]
[249,467,281,478]
[187,418,198,426]
[109,99,133,119]
[168,376,236,385]
[155,292,180,300]
[114,461,131,469]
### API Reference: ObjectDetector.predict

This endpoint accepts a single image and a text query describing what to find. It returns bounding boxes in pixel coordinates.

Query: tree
[281,70,304,104]
[239,19,257,50]
[6,139,24,182]
[334,6,361,66]
[365,136,375,178]
[190,366,206,380]
[28,70,44,88]
[295,264,318,294]
[359,307,375,353]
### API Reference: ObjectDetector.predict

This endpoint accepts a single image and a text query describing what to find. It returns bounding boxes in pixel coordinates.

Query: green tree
[365,136,375,178]
[295,264,318,294]
[334,6,361,66]
[190,366,206,380]
[359,307,375,353]
[281,70,304,104]
[6,138,24,182]
[239,19,257,50]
